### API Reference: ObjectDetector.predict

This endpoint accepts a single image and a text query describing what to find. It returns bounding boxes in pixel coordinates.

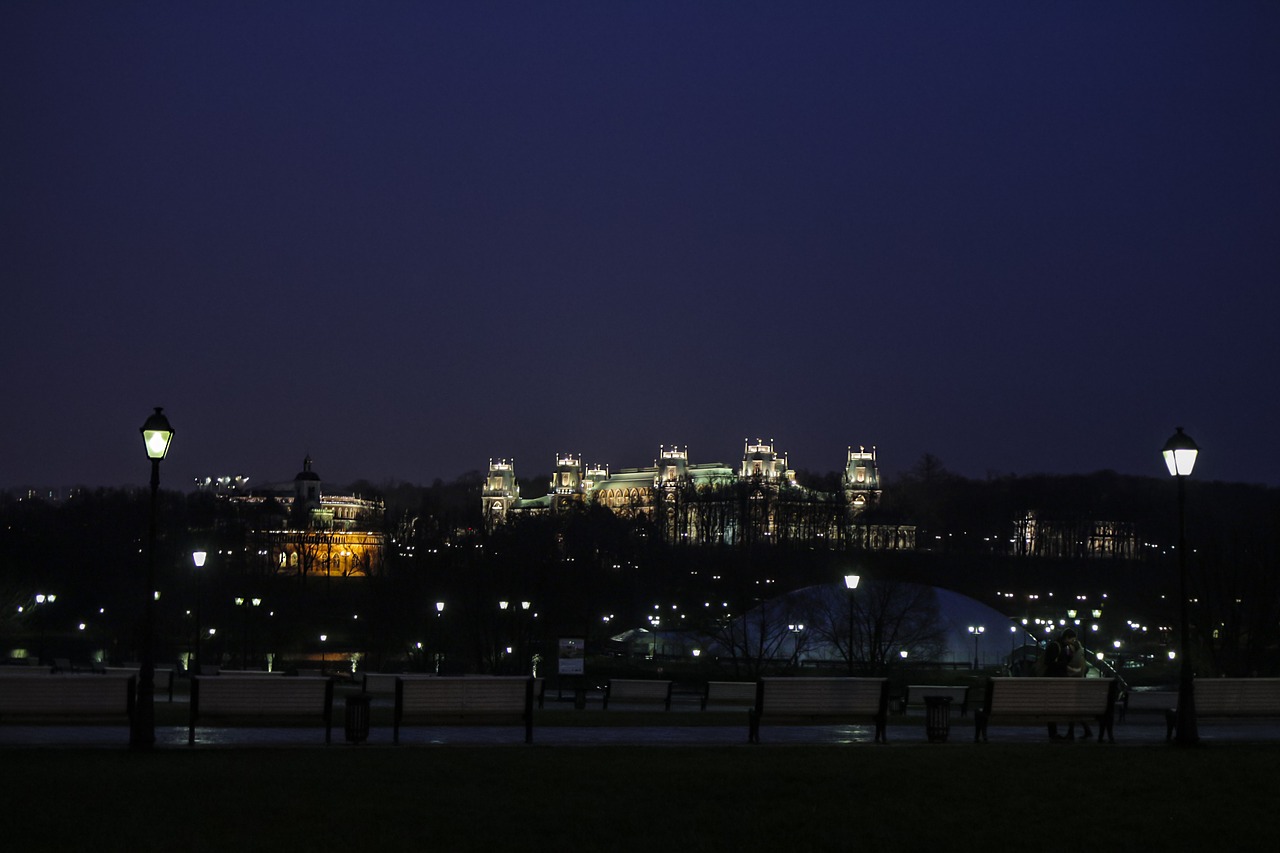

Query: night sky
[4,2,1277,492]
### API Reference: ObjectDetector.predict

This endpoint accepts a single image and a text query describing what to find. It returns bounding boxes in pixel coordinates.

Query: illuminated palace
[483,440,915,549]
[217,456,386,578]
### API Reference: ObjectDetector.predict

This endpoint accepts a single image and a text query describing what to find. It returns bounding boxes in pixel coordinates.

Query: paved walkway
[6,682,1278,748]
[4,708,1276,748]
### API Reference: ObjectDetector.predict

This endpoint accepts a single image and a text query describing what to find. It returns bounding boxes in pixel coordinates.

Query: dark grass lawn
[4,744,1280,852]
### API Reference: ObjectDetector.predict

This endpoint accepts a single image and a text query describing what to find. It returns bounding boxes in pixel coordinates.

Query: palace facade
[483,440,915,549]
[220,456,387,578]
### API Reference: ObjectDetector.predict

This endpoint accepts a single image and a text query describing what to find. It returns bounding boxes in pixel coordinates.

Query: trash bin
[924,695,952,743]
[345,693,371,744]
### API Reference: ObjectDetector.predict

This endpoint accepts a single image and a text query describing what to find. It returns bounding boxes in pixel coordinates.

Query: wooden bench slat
[394,676,534,744]
[975,678,1118,742]
[0,675,136,734]
[1166,678,1280,740]
[189,676,333,745]
[749,678,889,743]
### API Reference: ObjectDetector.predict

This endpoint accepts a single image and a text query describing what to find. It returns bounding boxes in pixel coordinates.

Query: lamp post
[131,407,173,750]
[1163,426,1200,746]
[192,550,206,675]
[520,601,532,674]
[968,625,985,670]
[434,601,445,673]
[499,601,510,670]
[844,574,860,675]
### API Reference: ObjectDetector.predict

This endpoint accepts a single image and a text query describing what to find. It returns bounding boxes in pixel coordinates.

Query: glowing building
[483,441,913,549]
[226,456,386,578]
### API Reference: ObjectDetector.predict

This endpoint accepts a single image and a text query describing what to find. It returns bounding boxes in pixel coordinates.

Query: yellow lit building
[228,456,386,578]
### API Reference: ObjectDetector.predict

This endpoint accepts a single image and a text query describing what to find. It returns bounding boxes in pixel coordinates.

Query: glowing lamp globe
[140,407,174,460]
[1162,427,1199,477]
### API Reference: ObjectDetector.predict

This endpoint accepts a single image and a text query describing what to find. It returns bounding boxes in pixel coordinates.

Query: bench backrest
[986,678,1115,715]
[1192,678,1280,715]
[0,665,53,675]
[0,674,135,715]
[756,677,888,716]
[193,676,332,715]
[397,676,532,715]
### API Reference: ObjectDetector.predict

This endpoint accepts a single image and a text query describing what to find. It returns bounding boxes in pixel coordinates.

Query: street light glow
[1162,427,1199,477]
[140,407,174,460]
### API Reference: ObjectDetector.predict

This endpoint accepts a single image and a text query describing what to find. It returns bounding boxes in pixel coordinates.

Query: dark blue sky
[4,2,1277,491]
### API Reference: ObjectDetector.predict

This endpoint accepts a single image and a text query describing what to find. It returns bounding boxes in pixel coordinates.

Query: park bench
[104,666,176,702]
[1165,678,1280,741]
[0,662,56,675]
[1118,688,1176,722]
[701,681,757,710]
[0,674,136,729]
[904,684,971,717]
[748,677,890,744]
[603,678,673,710]
[369,675,544,706]
[393,676,534,744]
[974,677,1118,743]
[188,675,334,745]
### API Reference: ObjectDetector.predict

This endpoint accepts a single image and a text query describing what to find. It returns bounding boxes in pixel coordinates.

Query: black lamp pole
[131,406,173,750]
[1164,427,1200,746]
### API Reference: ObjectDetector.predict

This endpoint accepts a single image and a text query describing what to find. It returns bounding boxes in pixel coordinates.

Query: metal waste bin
[345,693,371,744]
[924,695,953,743]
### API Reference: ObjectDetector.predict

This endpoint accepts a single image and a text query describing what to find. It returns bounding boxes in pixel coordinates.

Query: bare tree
[800,580,948,675]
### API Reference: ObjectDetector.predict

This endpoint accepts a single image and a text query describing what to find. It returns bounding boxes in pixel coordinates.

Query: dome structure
[692,579,1019,668]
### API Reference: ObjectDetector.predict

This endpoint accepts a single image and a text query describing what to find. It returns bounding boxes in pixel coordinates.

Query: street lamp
[844,574,860,675]
[192,550,206,675]
[1163,426,1200,746]
[433,601,446,673]
[131,406,173,750]
[968,625,985,670]
[519,601,532,673]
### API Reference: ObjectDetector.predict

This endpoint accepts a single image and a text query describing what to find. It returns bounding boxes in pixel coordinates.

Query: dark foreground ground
[4,743,1279,852]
